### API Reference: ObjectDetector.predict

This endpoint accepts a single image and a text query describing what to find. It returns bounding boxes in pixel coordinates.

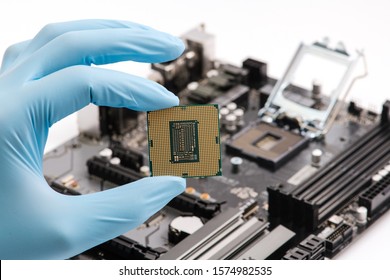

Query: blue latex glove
[0,19,186,259]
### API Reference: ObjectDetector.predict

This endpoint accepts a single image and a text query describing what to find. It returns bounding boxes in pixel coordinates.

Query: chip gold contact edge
[147,104,222,178]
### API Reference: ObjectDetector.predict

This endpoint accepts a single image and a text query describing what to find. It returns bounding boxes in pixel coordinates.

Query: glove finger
[18,28,184,80]
[62,176,186,259]
[14,19,155,64]
[0,40,31,74]
[27,65,179,127]
[0,175,185,259]
[73,176,185,238]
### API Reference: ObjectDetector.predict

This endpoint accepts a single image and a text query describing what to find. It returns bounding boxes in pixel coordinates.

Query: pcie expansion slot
[168,192,221,219]
[86,156,144,185]
[160,203,295,260]
[73,235,164,260]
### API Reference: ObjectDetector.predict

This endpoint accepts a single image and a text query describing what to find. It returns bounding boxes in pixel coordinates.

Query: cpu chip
[147,105,222,177]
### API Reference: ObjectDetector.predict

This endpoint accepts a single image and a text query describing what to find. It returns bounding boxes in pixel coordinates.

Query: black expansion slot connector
[235,225,295,260]
[168,192,221,219]
[87,156,144,186]
[161,202,294,260]
[110,142,144,172]
[268,121,390,232]
[72,235,164,260]
[160,205,271,260]
[160,207,247,260]
[50,181,81,196]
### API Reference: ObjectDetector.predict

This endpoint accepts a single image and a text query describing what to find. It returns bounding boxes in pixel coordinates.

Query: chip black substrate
[147,105,221,177]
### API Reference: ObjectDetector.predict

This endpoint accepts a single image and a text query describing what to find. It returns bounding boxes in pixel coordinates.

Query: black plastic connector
[242,58,268,89]
[86,156,143,185]
[168,192,221,219]
[283,247,310,260]
[348,101,362,117]
[359,172,390,218]
[50,181,81,196]
[381,100,390,124]
[324,223,353,257]
[282,234,325,260]
[188,84,221,104]
[99,107,138,137]
[72,235,165,260]
[298,235,325,260]
[110,142,144,172]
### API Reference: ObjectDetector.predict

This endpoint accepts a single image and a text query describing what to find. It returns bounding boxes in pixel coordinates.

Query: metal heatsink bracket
[259,41,366,138]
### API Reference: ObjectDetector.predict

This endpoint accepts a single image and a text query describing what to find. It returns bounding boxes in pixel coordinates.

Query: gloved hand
[0,19,186,259]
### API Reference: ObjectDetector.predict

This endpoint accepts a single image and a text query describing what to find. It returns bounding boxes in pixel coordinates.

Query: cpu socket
[226,122,309,170]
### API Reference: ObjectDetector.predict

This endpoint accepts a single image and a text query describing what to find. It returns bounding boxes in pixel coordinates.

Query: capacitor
[226,102,237,112]
[109,157,121,165]
[168,216,204,244]
[230,156,243,173]
[219,107,230,125]
[233,108,245,127]
[372,174,383,182]
[311,149,323,167]
[99,148,113,160]
[378,169,389,177]
[185,51,196,68]
[206,69,219,78]
[225,113,237,133]
[187,81,199,91]
[140,165,150,176]
[356,206,368,226]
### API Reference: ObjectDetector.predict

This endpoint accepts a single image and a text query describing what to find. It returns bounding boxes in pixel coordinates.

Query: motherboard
[43,26,390,260]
